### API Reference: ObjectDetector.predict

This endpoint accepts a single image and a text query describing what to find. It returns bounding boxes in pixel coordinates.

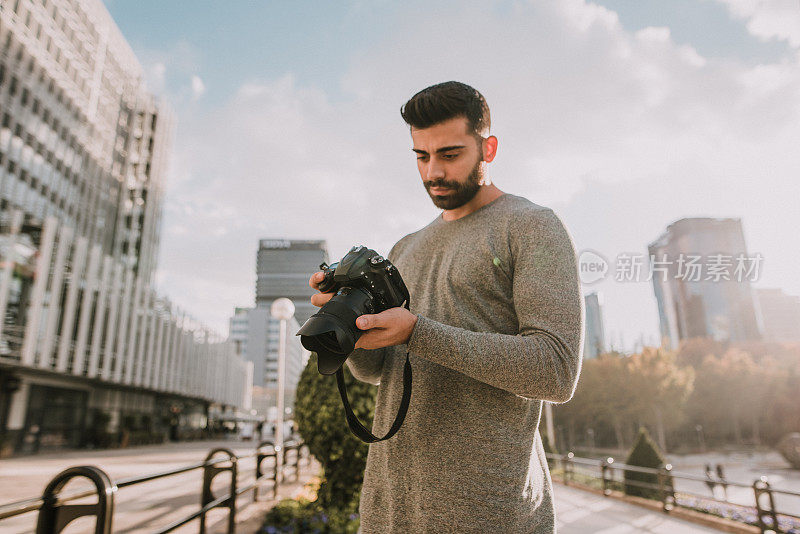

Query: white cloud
[154,0,800,345]
[190,75,206,99]
[716,0,800,48]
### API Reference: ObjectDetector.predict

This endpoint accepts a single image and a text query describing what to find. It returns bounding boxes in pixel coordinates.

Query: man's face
[411,117,485,210]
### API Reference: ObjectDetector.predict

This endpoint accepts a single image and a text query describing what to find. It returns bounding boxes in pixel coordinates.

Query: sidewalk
[553,484,726,533]
[0,439,321,534]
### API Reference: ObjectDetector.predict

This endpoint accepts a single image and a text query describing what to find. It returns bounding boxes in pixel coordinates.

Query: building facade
[256,239,328,325]
[755,288,800,343]
[648,218,762,349]
[0,0,249,455]
[228,306,308,417]
[583,292,605,359]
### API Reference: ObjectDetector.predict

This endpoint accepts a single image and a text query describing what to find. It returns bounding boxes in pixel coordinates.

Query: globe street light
[270,298,294,482]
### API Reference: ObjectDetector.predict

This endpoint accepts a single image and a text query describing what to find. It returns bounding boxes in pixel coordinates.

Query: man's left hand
[354,307,418,350]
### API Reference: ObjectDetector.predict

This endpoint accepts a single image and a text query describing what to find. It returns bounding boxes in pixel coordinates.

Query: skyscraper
[256,239,328,324]
[648,218,761,349]
[583,292,606,359]
[755,288,800,343]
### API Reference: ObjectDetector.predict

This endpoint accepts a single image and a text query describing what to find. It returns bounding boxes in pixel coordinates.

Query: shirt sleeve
[406,208,584,402]
[344,347,386,386]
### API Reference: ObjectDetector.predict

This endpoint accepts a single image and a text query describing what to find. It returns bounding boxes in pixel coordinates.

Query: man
[309,81,583,533]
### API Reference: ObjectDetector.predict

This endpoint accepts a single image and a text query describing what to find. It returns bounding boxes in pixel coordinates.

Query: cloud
[191,75,206,99]
[153,0,800,344]
[716,0,800,48]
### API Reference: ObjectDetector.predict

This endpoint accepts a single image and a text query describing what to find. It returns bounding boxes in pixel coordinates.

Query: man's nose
[426,160,445,180]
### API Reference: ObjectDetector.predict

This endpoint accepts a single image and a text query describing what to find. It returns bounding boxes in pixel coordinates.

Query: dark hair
[400,81,490,138]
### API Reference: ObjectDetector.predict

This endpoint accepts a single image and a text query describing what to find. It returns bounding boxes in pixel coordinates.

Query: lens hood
[298,310,360,375]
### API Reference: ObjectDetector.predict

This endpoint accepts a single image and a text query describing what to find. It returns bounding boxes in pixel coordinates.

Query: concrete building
[648,218,761,349]
[227,306,308,417]
[583,292,606,359]
[755,288,800,343]
[256,239,328,324]
[0,0,249,455]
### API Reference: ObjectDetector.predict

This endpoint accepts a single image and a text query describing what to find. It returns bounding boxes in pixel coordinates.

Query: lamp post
[270,298,295,482]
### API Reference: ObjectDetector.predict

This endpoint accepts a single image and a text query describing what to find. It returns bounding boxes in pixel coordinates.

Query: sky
[103,0,800,350]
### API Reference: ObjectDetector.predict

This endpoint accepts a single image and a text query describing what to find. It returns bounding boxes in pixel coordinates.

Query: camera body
[298,245,410,375]
[317,245,409,312]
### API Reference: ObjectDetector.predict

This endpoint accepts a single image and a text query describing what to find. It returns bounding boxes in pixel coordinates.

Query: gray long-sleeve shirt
[346,193,583,533]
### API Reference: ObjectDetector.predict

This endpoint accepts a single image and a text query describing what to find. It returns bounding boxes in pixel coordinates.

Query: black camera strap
[335,302,413,443]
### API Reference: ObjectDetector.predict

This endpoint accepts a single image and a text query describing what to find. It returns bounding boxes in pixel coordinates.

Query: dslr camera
[297,245,410,375]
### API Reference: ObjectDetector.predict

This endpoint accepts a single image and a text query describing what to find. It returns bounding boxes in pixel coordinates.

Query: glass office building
[648,218,761,349]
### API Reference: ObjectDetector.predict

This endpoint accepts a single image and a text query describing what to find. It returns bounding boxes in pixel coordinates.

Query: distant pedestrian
[716,464,729,500]
[704,464,716,495]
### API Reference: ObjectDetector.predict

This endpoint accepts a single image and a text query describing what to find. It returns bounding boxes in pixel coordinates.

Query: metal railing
[0,440,311,534]
[549,452,800,534]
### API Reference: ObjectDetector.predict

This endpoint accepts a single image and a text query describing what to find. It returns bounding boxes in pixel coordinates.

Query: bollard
[36,466,116,534]
[200,448,237,534]
[753,477,778,534]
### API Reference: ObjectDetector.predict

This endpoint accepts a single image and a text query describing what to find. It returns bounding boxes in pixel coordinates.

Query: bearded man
[309,81,583,533]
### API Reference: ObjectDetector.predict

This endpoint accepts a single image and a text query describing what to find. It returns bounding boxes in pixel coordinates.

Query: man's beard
[424,158,484,210]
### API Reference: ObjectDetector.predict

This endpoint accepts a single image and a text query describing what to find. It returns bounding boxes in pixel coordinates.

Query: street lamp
[270,298,294,481]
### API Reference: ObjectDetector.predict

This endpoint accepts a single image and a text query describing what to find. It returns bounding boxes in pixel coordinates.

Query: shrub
[260,499,359,534]
[293,353,377,513]
[624,427,673,500]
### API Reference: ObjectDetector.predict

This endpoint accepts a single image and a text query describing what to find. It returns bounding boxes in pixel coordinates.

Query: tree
[294,353,377,513]
[625,348,694,452]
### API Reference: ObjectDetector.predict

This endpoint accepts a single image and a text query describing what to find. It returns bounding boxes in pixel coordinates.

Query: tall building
[648,218,761,349]
[256,239,328,325]
[0,0,248,455]
[228,306,308,416]
[755,288,800,343]
[583,292,605,359]
[0,0,172,284]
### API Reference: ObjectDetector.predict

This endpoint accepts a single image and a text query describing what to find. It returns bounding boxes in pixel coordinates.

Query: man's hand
[309,271,418,349]
[354,307,418,350]
[308,271,334,307]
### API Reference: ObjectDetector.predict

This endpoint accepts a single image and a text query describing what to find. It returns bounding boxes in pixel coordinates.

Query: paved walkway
[0,439,319,534]
[553,484,724,533]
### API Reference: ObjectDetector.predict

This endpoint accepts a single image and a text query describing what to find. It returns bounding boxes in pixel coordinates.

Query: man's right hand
[308,271,334,308]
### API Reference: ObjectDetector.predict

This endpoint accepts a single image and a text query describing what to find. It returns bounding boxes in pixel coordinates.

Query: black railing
[0,440,310,534]
[550,452,800,534]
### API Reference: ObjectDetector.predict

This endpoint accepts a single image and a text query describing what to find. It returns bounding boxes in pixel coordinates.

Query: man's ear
[482,136,498,162]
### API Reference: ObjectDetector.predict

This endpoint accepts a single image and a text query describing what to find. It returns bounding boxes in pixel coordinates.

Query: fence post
[563,452,574,486]
[658,463,675,513]
[601,458,614,496]
[199,448,238,534]
[254,440,275,502]
[753,477,778,534]
[35,466,115,534]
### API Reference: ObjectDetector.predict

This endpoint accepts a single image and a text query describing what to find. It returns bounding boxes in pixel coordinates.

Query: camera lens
[297,287,374,374]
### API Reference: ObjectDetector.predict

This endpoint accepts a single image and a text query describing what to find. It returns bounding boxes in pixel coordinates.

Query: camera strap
[335,301,413,443]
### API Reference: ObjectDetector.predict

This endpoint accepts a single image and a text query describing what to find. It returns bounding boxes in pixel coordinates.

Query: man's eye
[442,153,458,160]
[416,156,428,161]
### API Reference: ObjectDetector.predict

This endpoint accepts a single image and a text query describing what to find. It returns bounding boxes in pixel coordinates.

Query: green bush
[260,499,359,534]
[293,353,377,513]
[623,427,673,500]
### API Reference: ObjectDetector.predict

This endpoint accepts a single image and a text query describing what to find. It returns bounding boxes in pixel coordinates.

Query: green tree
[294,353,377,513]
